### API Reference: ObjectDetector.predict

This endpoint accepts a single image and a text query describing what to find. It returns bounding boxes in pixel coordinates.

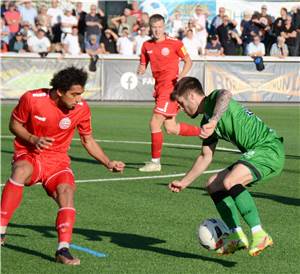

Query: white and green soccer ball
[198,218,229,250]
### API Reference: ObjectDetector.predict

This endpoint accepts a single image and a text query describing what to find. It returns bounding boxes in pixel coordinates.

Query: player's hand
[107,160,125,172]
[33,136,55,151]
[137,64,146,75]
[168,180,188,193]
[200,119,217,139]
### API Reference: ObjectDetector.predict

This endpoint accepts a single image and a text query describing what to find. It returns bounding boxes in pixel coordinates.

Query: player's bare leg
[53,184,80,265]
[0,160,32,246]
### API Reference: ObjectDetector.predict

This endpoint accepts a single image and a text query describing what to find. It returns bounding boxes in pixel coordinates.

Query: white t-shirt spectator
[117,37,134,55]
[61,14,77,34]
[247,42,265,56]
[27,36,51,53]
[182,36,201,57]
[63,34,81,55]
[134,35,150,55]
[47,7,63,26]
[170,19,184,37]
[18,5,37,27]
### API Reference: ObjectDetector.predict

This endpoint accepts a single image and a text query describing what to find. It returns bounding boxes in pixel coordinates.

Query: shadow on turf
[8,223,236,267]
[157,184,300,206]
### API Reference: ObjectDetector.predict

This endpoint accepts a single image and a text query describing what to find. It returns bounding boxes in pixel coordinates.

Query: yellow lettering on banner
[0,69,20,81]
[205,64,251,95]
[260,72,300,95]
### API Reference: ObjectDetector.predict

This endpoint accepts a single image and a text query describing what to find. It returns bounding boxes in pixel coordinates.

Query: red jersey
[12,89,92,156]
[140,36,188,91]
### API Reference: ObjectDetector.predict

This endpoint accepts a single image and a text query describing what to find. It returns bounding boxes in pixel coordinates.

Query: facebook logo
[120,72,138,90]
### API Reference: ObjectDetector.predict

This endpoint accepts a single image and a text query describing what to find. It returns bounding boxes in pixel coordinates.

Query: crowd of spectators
[1,0,300,57]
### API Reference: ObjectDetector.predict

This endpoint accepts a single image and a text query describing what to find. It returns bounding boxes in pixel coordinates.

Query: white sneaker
[139,162,161,172]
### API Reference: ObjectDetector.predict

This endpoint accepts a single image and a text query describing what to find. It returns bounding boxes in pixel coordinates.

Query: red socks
[56,207,76,243]
[1,179,24,227]
[151,131,163,159]
[179,123,201,136]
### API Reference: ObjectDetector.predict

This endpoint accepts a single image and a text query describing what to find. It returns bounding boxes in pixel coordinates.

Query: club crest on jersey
[161,47,170,56]
[59,117,71,129]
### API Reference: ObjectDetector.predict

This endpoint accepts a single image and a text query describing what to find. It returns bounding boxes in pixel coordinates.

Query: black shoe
[89,55,98,72]
[55,247,80,265]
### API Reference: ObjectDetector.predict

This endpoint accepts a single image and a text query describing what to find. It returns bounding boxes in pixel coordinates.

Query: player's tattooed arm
[211,89,232,122]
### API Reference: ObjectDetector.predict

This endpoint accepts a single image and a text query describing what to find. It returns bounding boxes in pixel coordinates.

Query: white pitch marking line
[0,135,240,153]
[0,169,224,187]
[75,169,224,183]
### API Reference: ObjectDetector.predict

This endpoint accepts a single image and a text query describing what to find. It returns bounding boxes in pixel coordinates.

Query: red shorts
[13,152,75,196]
[153,87,179,117]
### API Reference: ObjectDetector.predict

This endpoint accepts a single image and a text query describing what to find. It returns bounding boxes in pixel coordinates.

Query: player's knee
[56,184,75,196]
[12,162,33,184]
[223,177,235,191]
[165,126,177,135]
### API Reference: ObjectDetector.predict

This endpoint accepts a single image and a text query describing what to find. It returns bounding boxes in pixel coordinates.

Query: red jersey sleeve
[77,103,92,136]
[12,92,32,123]
[175,40,189,59]
[140,42,149,66]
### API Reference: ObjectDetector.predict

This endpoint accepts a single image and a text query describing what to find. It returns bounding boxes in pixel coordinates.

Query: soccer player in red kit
[0,67,125,265]
[137,14,201,172]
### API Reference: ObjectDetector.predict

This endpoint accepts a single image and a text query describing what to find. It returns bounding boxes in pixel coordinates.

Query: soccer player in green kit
[168,77,285,256]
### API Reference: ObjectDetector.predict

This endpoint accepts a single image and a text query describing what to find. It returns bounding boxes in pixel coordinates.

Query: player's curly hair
[171,77,204,101]
[50,66,88,92]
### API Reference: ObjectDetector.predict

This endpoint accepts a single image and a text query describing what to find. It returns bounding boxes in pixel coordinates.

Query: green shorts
[231,138,285,184]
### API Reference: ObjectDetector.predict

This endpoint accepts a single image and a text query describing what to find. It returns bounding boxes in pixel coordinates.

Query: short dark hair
[50,66,88,92]
[149,14,165,26]
[171,77,204,100]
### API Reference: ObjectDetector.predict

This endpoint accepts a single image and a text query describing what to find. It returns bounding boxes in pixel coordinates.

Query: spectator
[193,5,208,52]
[85,34,104,55]
[134,26,150,55]
[292,5,300,55]
[123,8,137,34]
[27,28,51,54]
[60,6,77,42]
[1,1,9,18]
[169,10,184,38]
[4,2,21,38]
[205,35,224,56]
[111,14,131,36]
[270,36,289,57]
[9,31,28,52]
[281,14,297,56]
[72,1,86,52]
[62,25,81,55]
[47,0,63,43]
[247,34,265,57]
[85,4,103,44]
[0,17,10,52]
[36,3,51,35]
[100,28,118,54]
[117,27,134,55]
[210,7,226,35]
[217,15,242,55]
[130,0,142,21]
[240,10,252,34]
[272,7,288,37]
[20,21,35,40]
[18,0,37,30]
[258,5,273,26]
[182,28,201,57]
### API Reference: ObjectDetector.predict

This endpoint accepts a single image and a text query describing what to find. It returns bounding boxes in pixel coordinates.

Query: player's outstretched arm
[80,134,125,172]
[169,142,217,192]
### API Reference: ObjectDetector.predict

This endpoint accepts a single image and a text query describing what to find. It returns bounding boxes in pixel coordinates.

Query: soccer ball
[140,0,168,18]
[198,218,229,250]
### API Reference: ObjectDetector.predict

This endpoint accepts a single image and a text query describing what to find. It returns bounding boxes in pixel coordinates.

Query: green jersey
[201,90,282,153]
